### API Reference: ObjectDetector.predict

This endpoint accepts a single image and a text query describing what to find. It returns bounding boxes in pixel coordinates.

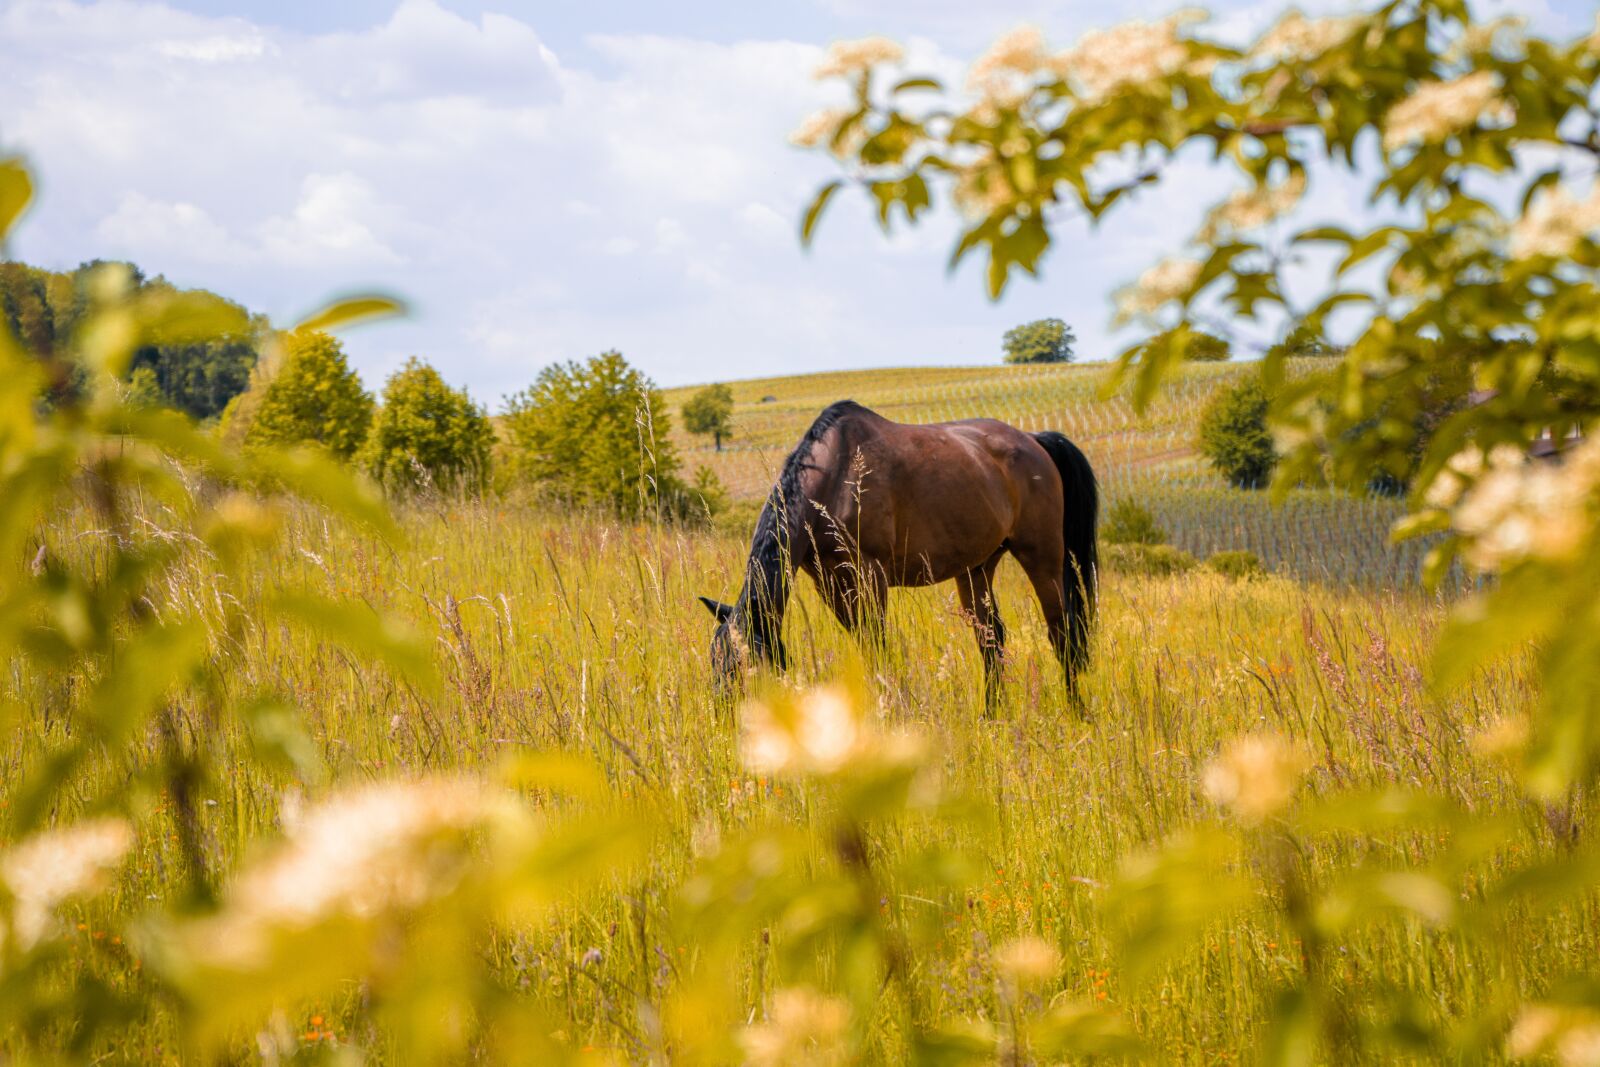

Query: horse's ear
[698,596,733,622]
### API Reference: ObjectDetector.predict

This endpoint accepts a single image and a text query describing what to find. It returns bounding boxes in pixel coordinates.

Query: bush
[1002,318,1075,364]
[1198,379,1277,489]
[363,358,493,492]
[1206,550,1266,580]
[1103,543,1197,577]
[501,350,686,518]
[1102,498,1166,545]
[232,330,374,459]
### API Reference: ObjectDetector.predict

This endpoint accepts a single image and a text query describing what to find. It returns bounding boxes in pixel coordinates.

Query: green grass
[12,497,1576,1063]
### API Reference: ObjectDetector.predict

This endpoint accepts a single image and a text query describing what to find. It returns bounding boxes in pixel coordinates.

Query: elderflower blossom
[739,986,852,1067]
[951,156,1016,219]
[1052,10,1207,105]
[967,26,1051,102]
[1,818,132,949]
[739,683,928,779]
[814,36,903,80]
[1446,16,1526,61]
[993,935,1062,984]
[1422,444,1494,510]
[1507,1004,1600,1066]
[1202,734,1307,824]
[1509,182,1600,260]
[1382,71,1510,151]
[1114,256,1202,323]
[1452,436,1600,571]
[1198,173,1307,242]
[174,778,510,969]
[1252,11,1362,62]
[789,107,854,150]
[1469,715,1529,762]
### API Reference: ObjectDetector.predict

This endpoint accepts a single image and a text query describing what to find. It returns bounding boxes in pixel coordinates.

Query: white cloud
[97,192,244,262]
[257,173,403,267]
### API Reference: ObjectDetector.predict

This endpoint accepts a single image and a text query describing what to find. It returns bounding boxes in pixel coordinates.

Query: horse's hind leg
[956,556,1006,713]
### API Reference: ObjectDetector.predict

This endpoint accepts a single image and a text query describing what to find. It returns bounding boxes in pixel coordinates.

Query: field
[11,423,1583,1062]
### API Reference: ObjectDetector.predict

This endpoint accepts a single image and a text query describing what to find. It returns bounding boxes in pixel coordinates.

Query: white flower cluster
[1507,1003,1600,1066]
[967,26,1051,104]
[992,935,1062,984]
[1432,438,1600,572]
[738,683,926,779]
[1510,182,1600,260]
[740,986,852,1066]
[1446,16,1527,61]
[789,107,854,150]
[1252,11,1362,62]
[177,778,511,968]
[1053,10,1208,105]
[1202,733,1307,824]
[1114,256,1203,324]
[1382,71,1511,151]
[814,36,904,80]
[1198,172,1307,242]
[951,156,1015,220]
[0,818,132,950]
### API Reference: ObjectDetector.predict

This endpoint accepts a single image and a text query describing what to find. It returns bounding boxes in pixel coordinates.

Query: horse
[698,400,1098,706]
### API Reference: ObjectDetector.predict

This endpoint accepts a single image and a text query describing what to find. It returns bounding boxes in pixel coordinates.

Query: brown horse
[699,400,1097,704]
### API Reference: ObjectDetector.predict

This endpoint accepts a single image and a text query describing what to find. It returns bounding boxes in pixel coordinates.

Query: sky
[0,0,1592,407]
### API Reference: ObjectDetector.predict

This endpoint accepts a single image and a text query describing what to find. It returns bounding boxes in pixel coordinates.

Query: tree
[1141,324,1229,363]
[1266,319,1343,361]
[363,358,494,492]
[1198,380,1275,490]
[1002,318,1075,364]
[681,383,735,451]
[502,350,685,517]
[241,330,374,460]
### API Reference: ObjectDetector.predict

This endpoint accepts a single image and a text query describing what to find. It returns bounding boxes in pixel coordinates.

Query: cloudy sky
[0,0,1591,406]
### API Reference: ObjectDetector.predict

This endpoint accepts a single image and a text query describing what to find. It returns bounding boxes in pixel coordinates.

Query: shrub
[1002,318,1075,364]
[682,383,735,451]
[1206,550,1266,580]
[501,350,685,518]
[363,358,493,492]
[1103,543,1197,577]
[1198,379,1277,489]
[1102,498,1166,545]
[234,330,374,460]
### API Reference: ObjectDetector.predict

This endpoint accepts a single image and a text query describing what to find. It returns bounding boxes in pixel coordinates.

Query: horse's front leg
[956,558,1006,714]
[812,558,887,659]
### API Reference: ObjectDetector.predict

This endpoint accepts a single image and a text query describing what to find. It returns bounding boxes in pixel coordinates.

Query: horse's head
[698,595,786,689]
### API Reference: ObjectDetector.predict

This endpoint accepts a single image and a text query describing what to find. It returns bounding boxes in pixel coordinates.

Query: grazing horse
[698,400,1098,704]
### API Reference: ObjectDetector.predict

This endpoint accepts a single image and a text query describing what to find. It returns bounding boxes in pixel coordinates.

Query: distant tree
[1198,380,1276,489]
[1266,319,1343,360]
[502,350,685,517]
[1137,324,1230,364]
[243,330,374,459]
[125,366,164,408]
[682,383,735,451]
[1102,498,1166,545]
[363,358,494,493]
[1002,318,1075,364]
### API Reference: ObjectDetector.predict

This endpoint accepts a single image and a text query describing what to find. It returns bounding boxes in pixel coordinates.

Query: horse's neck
[736,518,793,641]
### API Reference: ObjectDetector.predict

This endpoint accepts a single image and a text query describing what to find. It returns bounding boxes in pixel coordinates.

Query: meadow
[13,481,1576,1063]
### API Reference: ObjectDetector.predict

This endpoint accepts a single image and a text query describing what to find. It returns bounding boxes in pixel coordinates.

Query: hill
[663,360,1445,592]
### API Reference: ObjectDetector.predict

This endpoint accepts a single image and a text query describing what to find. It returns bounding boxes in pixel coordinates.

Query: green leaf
[892,77,943,93]
[248,446,399,542]
[293,294,407,334]
[801,180,844,247]
[0,157,32,241]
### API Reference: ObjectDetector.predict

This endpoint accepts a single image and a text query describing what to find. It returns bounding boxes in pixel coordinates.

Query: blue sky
[1,0,1592,406]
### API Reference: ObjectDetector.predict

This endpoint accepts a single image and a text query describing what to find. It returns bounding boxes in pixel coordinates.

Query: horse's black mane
[738,400,863,635]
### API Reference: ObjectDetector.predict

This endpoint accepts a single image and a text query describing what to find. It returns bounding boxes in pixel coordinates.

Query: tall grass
[9,495,1578,1062]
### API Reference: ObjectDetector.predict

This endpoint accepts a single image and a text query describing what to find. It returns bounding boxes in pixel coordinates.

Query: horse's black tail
[1031,431,1098,676]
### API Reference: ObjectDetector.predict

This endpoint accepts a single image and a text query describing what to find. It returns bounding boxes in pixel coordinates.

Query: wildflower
[814,36,903,80]
[1509,182,1600,260]
[1198,172,1306,241]
[1051,11,1207,104]
[0,818,132,949]
[993,935,1061,985]
[1251,11,1362,62]
[170,778,513,970]
[1114,257,1202,323]
[739,986,852,1066]
[1451,437,1600,570]
[1507,1003,1600,1066]
[1202,734,1307,824]
[789,107,855,151]
[1382,71,1510,151]
[968,26,1050,102]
